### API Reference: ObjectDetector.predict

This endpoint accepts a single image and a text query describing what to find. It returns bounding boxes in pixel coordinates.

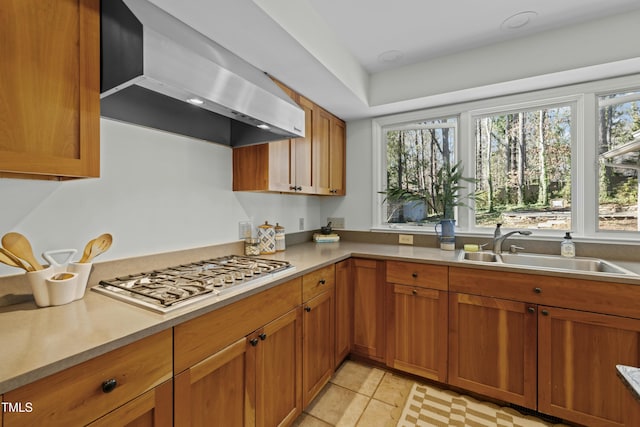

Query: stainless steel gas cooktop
[93,255,294,313]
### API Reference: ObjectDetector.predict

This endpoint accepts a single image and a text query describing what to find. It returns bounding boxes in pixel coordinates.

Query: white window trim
[372,111,462,233]
[466,95,581,236]
[372,74,640,243]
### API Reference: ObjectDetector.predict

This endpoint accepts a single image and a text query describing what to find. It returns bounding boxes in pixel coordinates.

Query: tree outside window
[598,90,640,232]
[473,105,572,230]
[383,118,457,224]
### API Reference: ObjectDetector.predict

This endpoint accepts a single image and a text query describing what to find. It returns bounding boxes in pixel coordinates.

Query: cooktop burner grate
[94,255,294,312]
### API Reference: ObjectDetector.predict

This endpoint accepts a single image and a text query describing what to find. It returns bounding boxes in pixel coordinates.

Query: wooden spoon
[0,247,32,272]
[80,233,112,263]
[1,232,43,270]
[78,238,96,263]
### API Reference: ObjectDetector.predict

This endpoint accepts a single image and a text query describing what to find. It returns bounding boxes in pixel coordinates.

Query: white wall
[0,119,323,276]
[320,119,373,231]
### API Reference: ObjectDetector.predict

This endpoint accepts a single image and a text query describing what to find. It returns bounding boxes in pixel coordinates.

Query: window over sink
[472,103,574,231]
[381,117,458,225]
[372,74,640,242]
[597,89,640,232]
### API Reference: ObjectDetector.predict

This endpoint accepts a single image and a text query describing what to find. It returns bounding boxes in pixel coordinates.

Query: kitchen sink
[462,252,500,262]
[458,251,637,276]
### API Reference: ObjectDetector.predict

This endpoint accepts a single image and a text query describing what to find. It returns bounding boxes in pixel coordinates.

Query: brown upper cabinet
[314,107,346,195]
[0,0,100,180]
[233,80,346,195]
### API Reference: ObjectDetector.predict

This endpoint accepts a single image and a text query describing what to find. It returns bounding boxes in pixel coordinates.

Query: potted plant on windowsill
[380,160,476,248]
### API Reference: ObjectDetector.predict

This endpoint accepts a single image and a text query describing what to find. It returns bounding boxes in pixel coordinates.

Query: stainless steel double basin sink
[458,251,638,276]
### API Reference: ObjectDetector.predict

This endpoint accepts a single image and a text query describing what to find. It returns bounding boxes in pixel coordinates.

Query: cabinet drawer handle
[318,279,326,285]
[250,338,259,346]
[534,287,542,294]
[304,306,311,312]
[412,272,418,278]
[412,289,417,295]
[527,307,535,314]
[259,333,267,340]
[541,309,549,316]
[101,378,118,393]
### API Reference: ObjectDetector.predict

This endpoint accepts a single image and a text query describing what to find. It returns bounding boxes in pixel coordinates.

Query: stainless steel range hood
[100,0,305,146]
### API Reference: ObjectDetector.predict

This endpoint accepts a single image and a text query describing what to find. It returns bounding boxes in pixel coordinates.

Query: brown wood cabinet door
[329,117,346,195]
[303,289,335,406]
[538,306,640,427]
[255,307,303,427]
[314,107,332,195]
[387,284,448,382]
[448,293,537,408]
[335,259,353,368]
[293,96,314,193]
[314,107,345,196]
[268,139,295,192]
[174,337,251,427]
[352,259,386,362]
[88,380,173,427]
[0,0,100,179]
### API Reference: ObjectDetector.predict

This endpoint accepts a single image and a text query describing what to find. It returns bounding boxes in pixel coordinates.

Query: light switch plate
[399,234,414,245]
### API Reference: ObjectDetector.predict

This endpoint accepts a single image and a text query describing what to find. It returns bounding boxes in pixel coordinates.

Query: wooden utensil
[78,239,94,264]
[0,247,32,271]
[79,233,112,263]
[1,232,43,270]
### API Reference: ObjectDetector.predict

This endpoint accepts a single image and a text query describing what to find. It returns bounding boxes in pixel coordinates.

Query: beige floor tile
[292,413,332,427]
[305,383,370,426]
[372,372,415,407]
[356,399,399,427]
[330,361,385,396]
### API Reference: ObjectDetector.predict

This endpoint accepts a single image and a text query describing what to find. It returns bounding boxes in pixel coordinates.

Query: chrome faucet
[492,223,532,254]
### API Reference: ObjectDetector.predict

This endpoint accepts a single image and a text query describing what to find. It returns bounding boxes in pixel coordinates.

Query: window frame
[466,96,580,234]
[381,117,459,226]
[371,74,640,243]
[595,89,640,234]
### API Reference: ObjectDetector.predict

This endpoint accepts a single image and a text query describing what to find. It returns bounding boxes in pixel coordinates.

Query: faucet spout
[492,224,532,254]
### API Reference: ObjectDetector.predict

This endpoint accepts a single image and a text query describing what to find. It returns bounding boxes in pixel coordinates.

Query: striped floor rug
[397,383,569,427]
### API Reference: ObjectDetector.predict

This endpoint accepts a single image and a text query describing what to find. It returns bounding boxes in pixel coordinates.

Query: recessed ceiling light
[257,124,270,130]
[186,97,204,105]
[378,50,404,64]
[501,11,538,30]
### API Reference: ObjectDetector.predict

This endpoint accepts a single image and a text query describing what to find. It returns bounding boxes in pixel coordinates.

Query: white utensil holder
[25,249,93,307]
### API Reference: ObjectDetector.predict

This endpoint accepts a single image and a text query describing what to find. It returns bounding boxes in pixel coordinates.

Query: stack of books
[313,233,340,243]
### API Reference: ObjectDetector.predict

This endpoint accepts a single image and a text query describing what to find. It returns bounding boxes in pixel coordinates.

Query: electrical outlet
[299,218,304,230]
[327,217,345,229]
[398,234,414,245]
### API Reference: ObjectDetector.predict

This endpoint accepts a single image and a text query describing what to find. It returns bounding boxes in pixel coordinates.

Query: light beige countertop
[1,240,639,394]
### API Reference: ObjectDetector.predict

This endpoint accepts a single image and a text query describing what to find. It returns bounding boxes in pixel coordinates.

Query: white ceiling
[306,0,640,73]
[148,0,640,121]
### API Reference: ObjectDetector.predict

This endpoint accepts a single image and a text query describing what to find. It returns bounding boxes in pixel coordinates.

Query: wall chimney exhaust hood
[100,0,305,147]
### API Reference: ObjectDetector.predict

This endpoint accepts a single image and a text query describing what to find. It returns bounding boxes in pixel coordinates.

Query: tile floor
[293,360,567,427]
[293,361,413,427]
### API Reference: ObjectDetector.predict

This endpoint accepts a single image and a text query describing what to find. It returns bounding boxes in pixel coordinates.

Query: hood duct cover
[100,0,305,146]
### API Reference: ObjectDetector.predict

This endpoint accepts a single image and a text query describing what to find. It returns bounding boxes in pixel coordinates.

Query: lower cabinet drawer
[3,329,172,427]
[302,264,335,301]
[386,261,448,290]
[449,267,640,318]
